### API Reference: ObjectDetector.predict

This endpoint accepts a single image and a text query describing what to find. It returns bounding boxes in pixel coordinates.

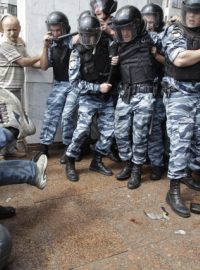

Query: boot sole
[166,193,190,218]
[116,174,131,180]
[68,177,79,182]
[127,183,140,189]
[89,167,113,176]
[66,171,79,182]
[116,176,130,181]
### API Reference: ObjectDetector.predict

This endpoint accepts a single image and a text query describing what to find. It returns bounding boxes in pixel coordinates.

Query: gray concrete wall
[17,0,148,144]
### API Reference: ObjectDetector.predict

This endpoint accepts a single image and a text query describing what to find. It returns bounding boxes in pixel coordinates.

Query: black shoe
[150,166,164,181]
[127,164,142,189]
[166,180,190,218]
[0,206,15,219]
[89,152,113,176]
[116,161,132,180]
[181,175,200,191]
[40,144,49,158]
[65,157,79,182]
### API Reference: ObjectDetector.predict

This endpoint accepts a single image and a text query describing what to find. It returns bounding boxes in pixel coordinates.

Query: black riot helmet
[46,11,71,35]
[78,15,102,46]
[78,10,92,23]
[113,5,143,43]
[90,0,117,15]
[182,0,200,28]
[141,3,164,32]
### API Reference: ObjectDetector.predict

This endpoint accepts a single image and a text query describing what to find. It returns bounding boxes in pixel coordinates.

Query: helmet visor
[182,4,200,27]
[90,0,106,13]
[114,22,137,43]
[47,22,66,36]
[142,14,157,31]
[79,28,102,45]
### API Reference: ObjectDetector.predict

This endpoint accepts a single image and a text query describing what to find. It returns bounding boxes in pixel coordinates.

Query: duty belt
[120,82,154,104]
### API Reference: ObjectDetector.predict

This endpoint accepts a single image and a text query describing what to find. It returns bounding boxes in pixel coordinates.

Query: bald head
[1,15,21,43]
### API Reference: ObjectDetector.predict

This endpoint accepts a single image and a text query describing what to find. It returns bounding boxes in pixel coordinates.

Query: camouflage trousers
[40,81,78,146]
[115,93,155,164]
[67,95,114,159]
[163,92,200,179]
[148,96,167,167]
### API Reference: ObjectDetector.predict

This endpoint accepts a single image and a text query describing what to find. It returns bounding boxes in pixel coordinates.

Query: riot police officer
[40,11,77,161]
[113,6,157,189]
[141,3,167,181]
[161,0,200,217]
[90,0,117,37]
[65,15,115,181]
[90,0,121,163]
[141,3,165,32]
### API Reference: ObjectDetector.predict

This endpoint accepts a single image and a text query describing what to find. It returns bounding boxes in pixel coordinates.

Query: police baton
[107,41,119,84]
[53,31,78,41]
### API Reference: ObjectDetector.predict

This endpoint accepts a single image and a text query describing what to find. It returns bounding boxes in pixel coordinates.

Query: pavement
[1,150,200,270]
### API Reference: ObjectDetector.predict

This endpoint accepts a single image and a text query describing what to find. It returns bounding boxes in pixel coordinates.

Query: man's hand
[111,56,119,66]
[100,83,112,93]
[100,19,115,37]
[43,32,53,48]
[72,34,80,45]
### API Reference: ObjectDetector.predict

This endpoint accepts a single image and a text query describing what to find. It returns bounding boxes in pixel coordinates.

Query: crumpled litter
[174,230,186,235]
[144,207,169,220]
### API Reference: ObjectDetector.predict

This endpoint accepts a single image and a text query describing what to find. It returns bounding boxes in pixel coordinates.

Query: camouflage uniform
[148,93,166,167]
[40,37,77,146]
[66,48,114,159]
[115,32,161,165]
[115,91,155,164]
[161,24,200,179]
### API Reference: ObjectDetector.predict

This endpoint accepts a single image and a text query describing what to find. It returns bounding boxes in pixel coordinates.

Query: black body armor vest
[76,38,110,84]
[165,22,200,82]
[118,33,156,84]
[51,42,71,81]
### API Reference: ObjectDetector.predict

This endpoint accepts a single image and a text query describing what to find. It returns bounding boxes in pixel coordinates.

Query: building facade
[0,0,17,17]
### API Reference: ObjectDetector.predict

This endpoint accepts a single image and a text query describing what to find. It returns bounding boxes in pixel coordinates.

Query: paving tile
[1,152,200,270]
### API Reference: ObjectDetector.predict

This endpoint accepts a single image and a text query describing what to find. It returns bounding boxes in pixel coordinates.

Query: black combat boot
[60,145,69,164]
[150,166,164,181]
[65,157,79,182]
[181,169,200,191]
[108,142,121,162]
[166,179,190,218]
[89,151,113,176]
[116,161,133,180]
[40,144,49,158]
[127,164,142,189]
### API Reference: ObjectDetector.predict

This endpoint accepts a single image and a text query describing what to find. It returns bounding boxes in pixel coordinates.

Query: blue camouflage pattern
[40,37,77,146]
[148,96,166,167]
[115,92,155,164]
[66,48,114,159]
[114,32,160,165]
[40,81,77,145]
[161,24,200,179]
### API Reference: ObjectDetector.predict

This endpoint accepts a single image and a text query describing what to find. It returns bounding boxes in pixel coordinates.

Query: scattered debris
[174,230,186,235]
[129,218,142,225]
[161,206,169,220]
[5,197,11,203]
[144,207,170,221]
